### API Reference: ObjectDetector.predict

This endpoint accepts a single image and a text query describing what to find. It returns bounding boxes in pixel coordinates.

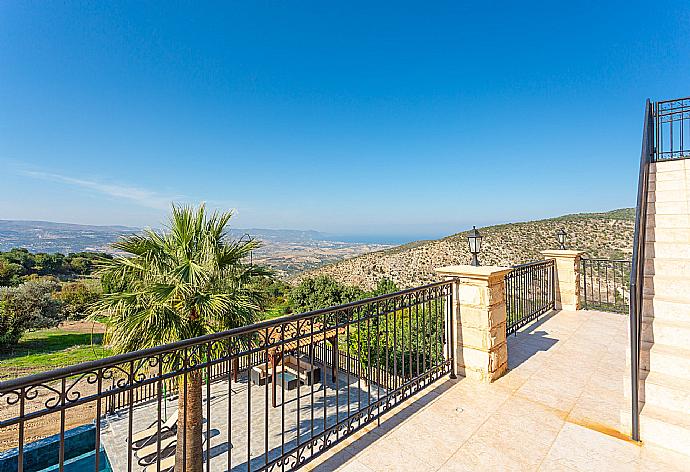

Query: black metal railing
[580,258,632,314]
[654,97,690,161]
[505,260,555,335]
[628,98,655,442]
[0,281,454,472]
[103,351,266,416]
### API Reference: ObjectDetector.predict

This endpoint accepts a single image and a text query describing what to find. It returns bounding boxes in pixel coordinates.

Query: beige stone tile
[465,396,564,468]
[339,459,377,472]
[493,365,533,392]
[640,443,690,472]
[538,459,579,471]
[436,378,513,409]
[507,346,555,371]
[541,422,640,471]
[586,372,625,399]
[355,433,436,472]
[306,445,358,472]
[515,377,582,414]
[543,351,604,374]
[439,436,526,471]
[595,356,627,377]
[335,459,376,472]
[307,447,374,472]
[385,408,475,469]
[567,389,627,434]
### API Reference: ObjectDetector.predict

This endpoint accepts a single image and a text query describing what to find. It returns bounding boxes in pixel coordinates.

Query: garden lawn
[0,326,111,380]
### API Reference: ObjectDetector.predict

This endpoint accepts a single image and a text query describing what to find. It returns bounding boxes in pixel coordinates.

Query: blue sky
[1,1,689,241]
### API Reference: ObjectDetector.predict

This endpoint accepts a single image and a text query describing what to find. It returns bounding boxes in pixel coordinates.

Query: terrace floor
[305,309,690,471]
[101,369,382,471]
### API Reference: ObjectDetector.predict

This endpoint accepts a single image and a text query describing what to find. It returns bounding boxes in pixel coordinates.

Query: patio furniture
[144,454,175,472]
[250,364,274,386]
[275,371,300,390]
[130,411,178,449]
[283,354,321,385]
[260,319,345,407]
[136,436,176,466]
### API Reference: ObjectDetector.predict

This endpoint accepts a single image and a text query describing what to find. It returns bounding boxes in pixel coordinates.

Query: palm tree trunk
[176,370,204,472]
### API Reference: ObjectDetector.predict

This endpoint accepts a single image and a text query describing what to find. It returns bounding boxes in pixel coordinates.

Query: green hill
[293,208,634,290]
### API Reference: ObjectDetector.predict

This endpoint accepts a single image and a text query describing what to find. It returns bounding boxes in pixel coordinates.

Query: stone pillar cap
[540,249,585,258]
[435,265,513,280]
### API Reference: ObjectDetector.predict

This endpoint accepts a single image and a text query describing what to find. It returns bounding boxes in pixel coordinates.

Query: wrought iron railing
[628,98,655,442]
[505,260,555,335]
[103,351,266,416]
[0,281,454,472]
[654,97,690,161]
[580,258,632,314]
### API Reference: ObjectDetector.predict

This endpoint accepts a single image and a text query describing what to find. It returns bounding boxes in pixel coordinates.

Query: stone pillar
[540,250,585,311]
[435,265,512,382]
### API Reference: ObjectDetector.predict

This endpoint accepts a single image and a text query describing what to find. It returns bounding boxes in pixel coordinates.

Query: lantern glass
[468,226,482,254]
[557,229,567,249]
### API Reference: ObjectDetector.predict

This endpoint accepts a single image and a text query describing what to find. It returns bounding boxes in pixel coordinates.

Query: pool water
[39,448,112,472]
[0,424,112,472]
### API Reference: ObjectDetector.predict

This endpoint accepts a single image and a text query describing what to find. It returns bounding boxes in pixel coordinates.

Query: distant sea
[324,234,441,245]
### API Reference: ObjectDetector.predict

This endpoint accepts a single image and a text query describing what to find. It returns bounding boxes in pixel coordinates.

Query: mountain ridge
[291,208,635,290]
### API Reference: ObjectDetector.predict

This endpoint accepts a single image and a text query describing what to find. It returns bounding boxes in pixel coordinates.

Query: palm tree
[95,204,268,472]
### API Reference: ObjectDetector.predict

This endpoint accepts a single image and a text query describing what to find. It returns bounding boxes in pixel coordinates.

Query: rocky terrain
[292,209,635,290]
[251,240,390,278]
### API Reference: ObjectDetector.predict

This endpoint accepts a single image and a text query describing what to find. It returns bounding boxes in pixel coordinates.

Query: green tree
[0,259,25,286]
[34,253,67,275]
[368,278,399,297]
[56,281,102,320]
[2,248,35,273]
[94,204,267,472]
[0,297,29,348]
[67,256,92,274]
[0,279,64,348]
[348,300,445,379]
[288,275,365,313]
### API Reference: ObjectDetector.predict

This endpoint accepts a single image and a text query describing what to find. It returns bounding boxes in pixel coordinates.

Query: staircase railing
[629,98,654,441]
[654,97,690,161]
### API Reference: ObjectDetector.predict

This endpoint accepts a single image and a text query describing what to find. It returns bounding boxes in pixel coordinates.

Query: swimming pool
[0,424,112,472]
[39,447,112,472]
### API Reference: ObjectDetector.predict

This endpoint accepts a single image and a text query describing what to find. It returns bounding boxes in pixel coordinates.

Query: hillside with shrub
[292,209,635,290]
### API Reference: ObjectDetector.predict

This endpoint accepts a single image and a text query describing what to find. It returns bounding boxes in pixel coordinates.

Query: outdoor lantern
[557,228,567,250]
[468,226,482,266]
[243,232,254,266]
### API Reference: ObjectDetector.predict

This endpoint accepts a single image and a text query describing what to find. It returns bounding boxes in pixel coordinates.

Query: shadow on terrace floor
[506,310,559,370]
[306,378,458,471]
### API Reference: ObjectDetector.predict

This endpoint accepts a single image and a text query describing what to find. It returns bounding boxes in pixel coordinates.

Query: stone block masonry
[436,265,512,382]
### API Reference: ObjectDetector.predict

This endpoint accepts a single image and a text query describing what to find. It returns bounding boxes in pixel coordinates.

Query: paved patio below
[305,309,690,471]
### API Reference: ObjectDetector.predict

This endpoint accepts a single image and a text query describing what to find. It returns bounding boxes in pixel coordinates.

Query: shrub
[0,279,64,348]
[288,276,365,313]
[55,281,101,320]
[369,278,399,297]
[0,259,25,286]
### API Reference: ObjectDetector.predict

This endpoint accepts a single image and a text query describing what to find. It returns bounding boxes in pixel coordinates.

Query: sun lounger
[141,430,213,472]
[144,454,175,472]
[131,411,178,449]
[135,435,177,465]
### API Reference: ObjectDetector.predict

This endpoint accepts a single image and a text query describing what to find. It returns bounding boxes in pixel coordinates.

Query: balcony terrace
[1,241,689,471]
[305,309,687,471]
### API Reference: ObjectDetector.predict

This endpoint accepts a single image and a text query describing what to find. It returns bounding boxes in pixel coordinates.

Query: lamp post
[557,229,567,250]
[243,232,254,266]
[468,226,482,266]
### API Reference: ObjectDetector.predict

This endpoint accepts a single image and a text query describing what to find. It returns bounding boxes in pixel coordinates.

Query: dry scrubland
[292,209,634,290]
